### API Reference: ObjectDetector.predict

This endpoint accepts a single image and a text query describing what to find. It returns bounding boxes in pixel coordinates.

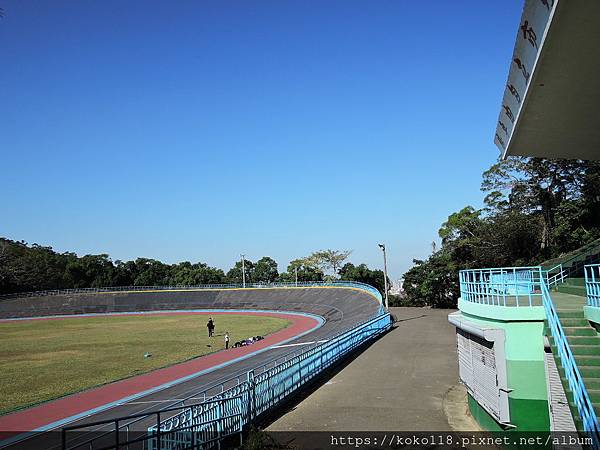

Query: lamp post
[378,244,389,310]
[241,254,246,288]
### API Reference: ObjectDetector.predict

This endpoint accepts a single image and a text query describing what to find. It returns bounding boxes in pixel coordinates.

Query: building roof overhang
[495,0,600,160]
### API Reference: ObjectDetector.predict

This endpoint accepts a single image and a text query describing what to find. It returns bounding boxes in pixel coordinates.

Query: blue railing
[541,280,600,448]
[61,312,392,450]
[146,313,391,449]
[585,264,600,308]
[460,265,599,446]
[459,266,544,306]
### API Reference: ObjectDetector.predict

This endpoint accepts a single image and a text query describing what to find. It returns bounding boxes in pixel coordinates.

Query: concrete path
[268,307,466,431]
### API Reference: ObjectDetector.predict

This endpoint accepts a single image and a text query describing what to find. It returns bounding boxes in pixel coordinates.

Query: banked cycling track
[0,284,384,449]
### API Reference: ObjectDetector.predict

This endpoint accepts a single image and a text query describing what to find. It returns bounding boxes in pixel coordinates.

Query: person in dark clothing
[207,318,215,337]
[224,332,230,349]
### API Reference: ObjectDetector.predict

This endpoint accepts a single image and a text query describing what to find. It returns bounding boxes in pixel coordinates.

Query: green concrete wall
[459,300,550,432]
[468,395,551,450]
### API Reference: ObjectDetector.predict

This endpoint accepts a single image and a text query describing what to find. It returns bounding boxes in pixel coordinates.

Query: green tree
[226,259,255,284]
[253,257,279,283]
[65,254,115,288]
[482,157,587,251]
[402,252,458,308]
[338,262,388,295]
[169,262,226,285]
[279,258,324,282]
[131,258,169,286]
[307,249,352,277]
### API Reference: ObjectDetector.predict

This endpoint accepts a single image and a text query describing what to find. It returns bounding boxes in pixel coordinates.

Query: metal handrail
[541,237,600,272]
[544,264,566,288]
[148,312,392,448]
[104,306,385,434]
[61,396,244,450]
[61,313,392,450]
[585,264,600,308]
[459,266,545,307]
[541,280,600,448]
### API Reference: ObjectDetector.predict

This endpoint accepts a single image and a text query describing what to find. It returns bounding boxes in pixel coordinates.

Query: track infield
[0,312,290,415]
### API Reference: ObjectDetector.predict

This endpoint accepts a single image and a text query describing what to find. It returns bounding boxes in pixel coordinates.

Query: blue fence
[459,266,544,306]
[585,264,600,308]
[146,313,391,449]
[61,312,392,450]
[541,280,600,448]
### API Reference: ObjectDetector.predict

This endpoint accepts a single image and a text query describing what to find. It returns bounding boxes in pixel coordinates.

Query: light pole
[241,254,246,288]
[378,243,389,310]
[295,266,298,287]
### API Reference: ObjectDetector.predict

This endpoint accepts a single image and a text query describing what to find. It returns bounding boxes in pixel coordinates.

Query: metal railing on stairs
[542,238,600,278]
[541,278,600,448]
[460,265,599,446]
[544,264,566,288]
[585,264,600,308]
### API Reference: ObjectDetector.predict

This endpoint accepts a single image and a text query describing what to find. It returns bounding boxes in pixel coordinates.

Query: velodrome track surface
[0,286,382,449]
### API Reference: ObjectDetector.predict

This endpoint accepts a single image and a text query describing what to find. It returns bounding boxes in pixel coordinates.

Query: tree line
[402,157,600,308]
[0,242,390,296]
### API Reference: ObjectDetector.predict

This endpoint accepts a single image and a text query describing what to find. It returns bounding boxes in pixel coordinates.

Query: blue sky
[0,1,522,281]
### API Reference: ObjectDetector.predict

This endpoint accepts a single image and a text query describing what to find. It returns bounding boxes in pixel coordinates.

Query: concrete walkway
[268,307,472,431]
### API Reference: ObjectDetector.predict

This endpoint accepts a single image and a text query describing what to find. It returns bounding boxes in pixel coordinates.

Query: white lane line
[271,340,329,349]
[127,399,185,404]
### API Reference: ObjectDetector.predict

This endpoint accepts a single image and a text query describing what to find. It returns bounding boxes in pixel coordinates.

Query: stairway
[542,238,600,279]
[546,293,600,431]
[557,278,588,298]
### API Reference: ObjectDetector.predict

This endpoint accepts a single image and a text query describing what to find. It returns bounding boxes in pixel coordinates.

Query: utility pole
[378,244,389,310]
[241,254,246,288]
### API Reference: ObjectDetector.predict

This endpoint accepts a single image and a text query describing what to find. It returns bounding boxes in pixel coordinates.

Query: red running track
[0,311,320,433]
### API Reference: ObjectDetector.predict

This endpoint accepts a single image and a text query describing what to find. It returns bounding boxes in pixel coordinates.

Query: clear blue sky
[0,1,522,281]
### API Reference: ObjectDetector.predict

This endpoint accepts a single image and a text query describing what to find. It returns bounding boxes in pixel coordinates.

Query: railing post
[156,412,161,450]
[246,370,255,422]
[216,400,223,449]
[114,419,120,449]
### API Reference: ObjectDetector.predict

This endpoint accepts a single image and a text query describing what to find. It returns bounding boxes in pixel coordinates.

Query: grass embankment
[0,314,290,414]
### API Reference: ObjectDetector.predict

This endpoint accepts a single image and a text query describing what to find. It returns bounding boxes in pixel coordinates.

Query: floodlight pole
[241,254,246,288]
[378,244,389,311]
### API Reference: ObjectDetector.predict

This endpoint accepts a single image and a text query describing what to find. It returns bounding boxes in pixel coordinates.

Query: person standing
[224,332,230,349]
[207,317,215,337]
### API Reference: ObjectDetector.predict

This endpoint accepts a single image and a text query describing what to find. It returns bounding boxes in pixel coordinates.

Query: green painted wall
[584,306,600,335]
[468,395,551,449]
[468,394,503,432]
[458,301,550,432]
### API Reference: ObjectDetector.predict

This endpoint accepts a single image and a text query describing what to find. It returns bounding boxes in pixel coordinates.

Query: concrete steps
[565,389,600,404]
[558,284,588,298]
[546,292,600,432]
[558,310,586,319]
[562,327,597,336]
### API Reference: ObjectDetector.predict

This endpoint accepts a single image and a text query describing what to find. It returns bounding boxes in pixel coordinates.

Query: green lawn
[0,313,290,415]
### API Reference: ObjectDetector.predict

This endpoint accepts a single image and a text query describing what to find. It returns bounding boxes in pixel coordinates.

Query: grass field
[0,313,290,415]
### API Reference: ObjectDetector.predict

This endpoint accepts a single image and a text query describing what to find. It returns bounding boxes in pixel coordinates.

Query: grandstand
[450,0,600,445]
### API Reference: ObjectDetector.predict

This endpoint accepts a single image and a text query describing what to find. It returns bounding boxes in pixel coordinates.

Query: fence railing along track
[61,312,392,450]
